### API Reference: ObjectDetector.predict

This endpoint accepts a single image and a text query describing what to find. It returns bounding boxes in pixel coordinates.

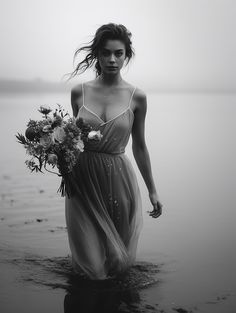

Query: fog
[0,0,235,92]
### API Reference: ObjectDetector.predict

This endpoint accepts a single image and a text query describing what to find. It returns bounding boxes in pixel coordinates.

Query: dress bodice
[76,84,136,154]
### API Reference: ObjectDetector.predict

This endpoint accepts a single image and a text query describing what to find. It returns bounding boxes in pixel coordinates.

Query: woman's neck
[98,73,123,86]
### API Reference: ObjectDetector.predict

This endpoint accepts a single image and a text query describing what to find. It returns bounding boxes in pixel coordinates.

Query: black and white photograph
[0,0,235,312]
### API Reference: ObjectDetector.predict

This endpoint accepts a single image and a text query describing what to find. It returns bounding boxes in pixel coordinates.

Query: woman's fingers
[147,201,163,218]
[149,209,161,218]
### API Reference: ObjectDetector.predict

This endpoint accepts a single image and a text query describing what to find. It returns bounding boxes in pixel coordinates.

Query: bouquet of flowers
[15,104,103,197]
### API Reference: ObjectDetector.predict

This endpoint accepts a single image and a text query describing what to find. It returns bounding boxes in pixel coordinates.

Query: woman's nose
[109,54,115,63]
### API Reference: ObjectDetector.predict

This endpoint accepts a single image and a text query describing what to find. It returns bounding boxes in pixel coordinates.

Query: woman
[65,23,163,280]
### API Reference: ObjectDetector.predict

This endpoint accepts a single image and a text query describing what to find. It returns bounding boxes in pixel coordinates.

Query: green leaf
[15,133,27,144]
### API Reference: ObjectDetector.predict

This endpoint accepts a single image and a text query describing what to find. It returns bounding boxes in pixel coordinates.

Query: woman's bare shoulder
[133,86,147,112]
[134,87,146,100]
[71,80,96,93]
[124,81,146,100]
[71,83,82,97]
[70,83,84,117]
[124,81,146,99]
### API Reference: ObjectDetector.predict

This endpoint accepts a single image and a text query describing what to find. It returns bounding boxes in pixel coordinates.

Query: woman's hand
[148,191,163,218]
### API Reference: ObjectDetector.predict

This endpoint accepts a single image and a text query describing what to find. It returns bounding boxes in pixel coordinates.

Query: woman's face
[98,39,126,75]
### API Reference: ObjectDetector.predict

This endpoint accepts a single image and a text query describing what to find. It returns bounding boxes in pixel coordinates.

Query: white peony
[88,130,103,141]
[52,126,66,143]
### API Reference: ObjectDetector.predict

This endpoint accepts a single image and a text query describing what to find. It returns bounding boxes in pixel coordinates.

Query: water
[0,91,235,312]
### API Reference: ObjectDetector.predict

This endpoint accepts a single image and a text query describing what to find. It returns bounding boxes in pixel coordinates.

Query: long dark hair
[64,23,135,81]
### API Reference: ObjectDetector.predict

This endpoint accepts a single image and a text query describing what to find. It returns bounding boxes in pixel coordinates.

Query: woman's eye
[116,52,123,57]
[101,51,110,56]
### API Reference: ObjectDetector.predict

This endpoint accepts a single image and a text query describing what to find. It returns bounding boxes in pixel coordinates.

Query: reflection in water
[6,251,161,313]
[64,277,141,313]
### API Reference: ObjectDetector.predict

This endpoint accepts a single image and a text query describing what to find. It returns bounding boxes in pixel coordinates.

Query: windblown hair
[65,23,135,80]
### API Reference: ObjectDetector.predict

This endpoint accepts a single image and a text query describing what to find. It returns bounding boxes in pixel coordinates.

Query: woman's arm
[131,89,162,218]
[71,84,83,117]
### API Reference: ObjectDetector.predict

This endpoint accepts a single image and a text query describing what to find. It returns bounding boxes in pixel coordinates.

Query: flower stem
[43,163,61,176]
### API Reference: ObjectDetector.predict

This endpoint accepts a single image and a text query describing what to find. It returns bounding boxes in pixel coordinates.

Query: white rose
[52,126,66,143]
[88,130,103,141]
[40,134,54,148]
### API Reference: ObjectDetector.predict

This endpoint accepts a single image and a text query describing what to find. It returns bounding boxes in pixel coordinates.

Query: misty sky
[0,0,235,91]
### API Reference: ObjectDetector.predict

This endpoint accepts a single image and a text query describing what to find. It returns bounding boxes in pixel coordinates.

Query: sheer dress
[65,83,143,279]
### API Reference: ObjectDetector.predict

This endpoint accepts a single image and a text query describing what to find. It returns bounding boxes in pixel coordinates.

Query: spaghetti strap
[81,82,85,107]
[128,86,136,108]
[75,83,85,119]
